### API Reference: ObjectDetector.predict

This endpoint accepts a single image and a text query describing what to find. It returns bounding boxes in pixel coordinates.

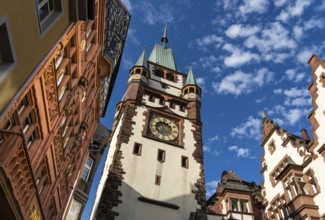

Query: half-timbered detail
[0,0,129,219]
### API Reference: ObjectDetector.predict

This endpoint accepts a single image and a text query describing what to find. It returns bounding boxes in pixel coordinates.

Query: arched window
[135,69,141,74]
[166,73,175,81]
[184,89,188,94]
[155,69,164,78]
[196,89,200,95]
[190,88,194,93]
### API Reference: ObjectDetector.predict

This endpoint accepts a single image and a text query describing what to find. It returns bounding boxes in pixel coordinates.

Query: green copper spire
[148,23,177,70]
[185,64,197,85]
[161,23,168,47]
[135,46,147,67]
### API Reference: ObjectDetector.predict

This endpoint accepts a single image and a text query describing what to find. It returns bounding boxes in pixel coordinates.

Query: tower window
[190,88,194,93]
[166,73,175,81]
[159,98,165,105]
[135,69,141,74]
[181,156,188,168]
[155,175,161,185]
[157,149,165,162]
[155,69,164,77]
[133,143,142,156]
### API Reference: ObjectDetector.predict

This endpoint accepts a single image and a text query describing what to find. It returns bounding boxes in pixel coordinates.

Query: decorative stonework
[44,63,59,126]
[191,122,207,220]
[53,130,64,172]
[95,104,137,219]
[6,143,34,214]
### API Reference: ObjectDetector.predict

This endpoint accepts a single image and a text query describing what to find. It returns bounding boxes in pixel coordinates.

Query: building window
[18,95,29,115]
[133,143,142,156]
[231,199,239,211]
[81,157,93,182]
[268,140,276,154]
[56,67,66,86]
[306,171,319,195]
[240,200,248,212]
[181,156,188,168]
[27,131,36,149]
[155,69,164,78]
[54,49,65,70]
[67,199,82,220]
[22,114,33,134]
[58,86,66,101]
[157,149,165,162]
[0,17,16,82]
[155,175,161,185]
[35,0,62,33]
[166,73,175,81]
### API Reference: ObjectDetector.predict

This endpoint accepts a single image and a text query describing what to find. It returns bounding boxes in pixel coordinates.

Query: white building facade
[260,55,325,220]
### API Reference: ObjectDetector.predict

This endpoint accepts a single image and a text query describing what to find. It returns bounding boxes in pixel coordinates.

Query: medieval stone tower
[90,25,206,220]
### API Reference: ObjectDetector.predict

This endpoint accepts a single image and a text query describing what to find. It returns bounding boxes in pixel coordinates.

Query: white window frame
[81,157,93,182]
[67,199,82,220]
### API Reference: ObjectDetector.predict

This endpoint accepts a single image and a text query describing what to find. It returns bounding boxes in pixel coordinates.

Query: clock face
[149,117,178,141]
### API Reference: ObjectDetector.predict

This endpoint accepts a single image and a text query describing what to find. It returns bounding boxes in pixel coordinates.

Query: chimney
[300,129,310,140]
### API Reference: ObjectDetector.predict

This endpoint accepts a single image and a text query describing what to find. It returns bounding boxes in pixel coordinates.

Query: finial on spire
[135,45,147,67]
[161,22,168,47]
[262,111,266,119]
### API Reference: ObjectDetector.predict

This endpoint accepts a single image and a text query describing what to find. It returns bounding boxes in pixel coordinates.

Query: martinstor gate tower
[91,25,206,220]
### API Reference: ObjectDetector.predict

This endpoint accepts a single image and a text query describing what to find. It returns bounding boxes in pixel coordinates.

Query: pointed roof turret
[161,23,168,47]
[185,64,198,85]
[135,46,147,68]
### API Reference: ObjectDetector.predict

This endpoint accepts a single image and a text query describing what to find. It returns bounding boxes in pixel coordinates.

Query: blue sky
[82,0,325,217]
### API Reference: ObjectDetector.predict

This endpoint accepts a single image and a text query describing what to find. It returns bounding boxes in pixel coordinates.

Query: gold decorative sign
[30,203,42,220]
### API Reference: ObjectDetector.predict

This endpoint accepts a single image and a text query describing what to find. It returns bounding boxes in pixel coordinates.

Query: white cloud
[225,24,260,39]
[231,116,261,140]
[196,34,223,47]
[228,145,250,158]
[297,49,313,64]
[196,77,207,92]
[285,109,307,125]
[285,69,305,83]
[245,22,296,54]
[203,145,221,156]
[256,96,266,103]
[197,55,222,74]
[121,0,132,12]
[127,28,140,45]
[239,0,269,15]
[276,0,312,22]
[206,180,219,188]
[273,89,283,94]
[205,179,219,197]
[282,87,310,107]
[273,0,287,7]
[223,44,259,67]
[137,2,174,25]
[212,68,274,96]
[294,18,325,40]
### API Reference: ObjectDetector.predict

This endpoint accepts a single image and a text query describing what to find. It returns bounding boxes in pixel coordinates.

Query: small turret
[182,65,201,101]
[128,46,149,85]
